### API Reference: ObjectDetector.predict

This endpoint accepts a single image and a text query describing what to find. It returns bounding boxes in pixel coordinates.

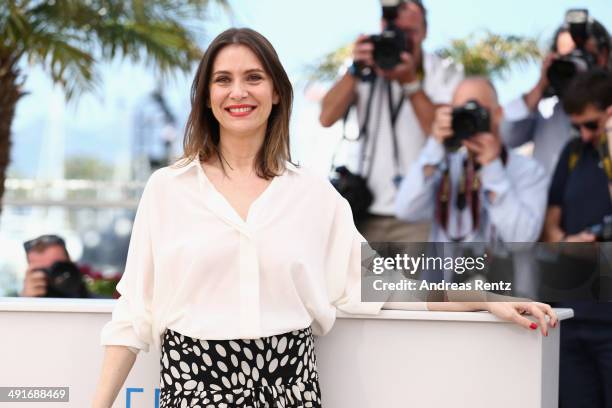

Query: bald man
[395,77,547,243]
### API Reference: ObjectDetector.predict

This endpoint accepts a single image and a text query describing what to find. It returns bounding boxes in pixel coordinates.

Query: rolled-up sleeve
[395,137,445,222]
[100,175,157,354]
[325,196,385,315]
[481,156,547,242]
[500,96,537,148]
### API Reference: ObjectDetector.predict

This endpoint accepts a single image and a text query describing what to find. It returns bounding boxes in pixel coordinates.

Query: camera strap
[331,77,404,183]
[436,154,482,242]
[330,77,378,177]
[386,80,405,185]
[567,136,612,182]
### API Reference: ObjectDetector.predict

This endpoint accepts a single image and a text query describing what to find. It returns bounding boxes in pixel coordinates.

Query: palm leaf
[306,43,353,82]
[1,0,228,100]
[437,31,543,78]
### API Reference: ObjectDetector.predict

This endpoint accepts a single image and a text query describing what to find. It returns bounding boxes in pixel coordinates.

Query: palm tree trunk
[0,55,22,215]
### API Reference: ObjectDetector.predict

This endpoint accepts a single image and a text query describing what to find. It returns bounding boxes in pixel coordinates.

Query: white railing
[2,178,145,209]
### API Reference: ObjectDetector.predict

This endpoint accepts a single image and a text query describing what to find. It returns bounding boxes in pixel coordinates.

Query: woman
[93,28,557,408]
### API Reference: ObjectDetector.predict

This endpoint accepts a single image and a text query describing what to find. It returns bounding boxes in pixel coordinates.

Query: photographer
[543,69,612,408]
[501,10,610,178]
[320,0,463,242]
[21,234,90,298]
[395,77,547,243]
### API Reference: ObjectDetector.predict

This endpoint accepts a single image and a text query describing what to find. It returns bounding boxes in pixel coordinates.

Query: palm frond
[305,43,353,82]
[437,31,543,78]
[0,0,227,100]
[25,30,96,99]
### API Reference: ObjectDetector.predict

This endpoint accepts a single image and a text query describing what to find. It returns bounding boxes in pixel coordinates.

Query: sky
[8,0,612,178]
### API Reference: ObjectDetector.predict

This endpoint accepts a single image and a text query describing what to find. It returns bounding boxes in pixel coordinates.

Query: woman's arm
[92,346,137,408]
[385,299,557,336]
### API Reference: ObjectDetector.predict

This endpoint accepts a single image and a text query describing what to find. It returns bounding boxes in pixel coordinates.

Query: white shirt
[100,159,387,354]
[354,53,464,215]
[395,137,547,243]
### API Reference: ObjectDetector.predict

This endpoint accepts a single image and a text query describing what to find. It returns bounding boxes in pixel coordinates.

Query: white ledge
[0,297,574,322]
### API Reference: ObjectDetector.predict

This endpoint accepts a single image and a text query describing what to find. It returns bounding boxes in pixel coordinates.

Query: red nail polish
[530,323,538,330]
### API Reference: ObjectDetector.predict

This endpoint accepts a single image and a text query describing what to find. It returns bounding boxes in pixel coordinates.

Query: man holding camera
[501,9,610,179]
[21,234,90,298]
[320,0,463,242]
[542,69,612,408]
[395,77,547,244]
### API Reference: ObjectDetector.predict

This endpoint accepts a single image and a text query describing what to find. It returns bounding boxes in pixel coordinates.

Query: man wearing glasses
[542,69,612,407]
[21,235,90,298]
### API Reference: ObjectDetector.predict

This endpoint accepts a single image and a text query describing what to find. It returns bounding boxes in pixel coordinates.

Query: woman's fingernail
[530,323,538,330]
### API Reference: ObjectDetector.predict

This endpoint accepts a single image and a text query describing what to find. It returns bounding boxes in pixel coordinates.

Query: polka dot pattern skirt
[159,327,322,408]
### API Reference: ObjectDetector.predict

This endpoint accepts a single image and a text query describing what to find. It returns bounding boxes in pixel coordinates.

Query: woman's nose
[229,81,248,100]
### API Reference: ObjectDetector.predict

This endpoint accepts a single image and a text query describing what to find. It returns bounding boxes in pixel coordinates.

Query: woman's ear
[272,90,280,105]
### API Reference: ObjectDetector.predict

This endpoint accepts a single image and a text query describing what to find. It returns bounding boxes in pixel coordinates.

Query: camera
[330,166,373,223]
[368,0,411,70]
[586,215,612,242]
[445,100,490,151]
[546,9,596,97]
[36,261,87,298]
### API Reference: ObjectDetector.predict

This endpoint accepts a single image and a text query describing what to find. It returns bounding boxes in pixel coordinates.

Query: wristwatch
[402,80,422,97]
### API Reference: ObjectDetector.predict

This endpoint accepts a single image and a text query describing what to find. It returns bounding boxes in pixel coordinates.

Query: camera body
[546,9,596,97]
[368,0,411,70]
[330,166,373,223]
[37,261,86,298]
[587,215,612,242]
[445,100,491,151]
[547,50,593,97]
[369,28,410,70]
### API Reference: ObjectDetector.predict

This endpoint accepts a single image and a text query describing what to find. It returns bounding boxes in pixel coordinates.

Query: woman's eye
[214,76,230,83]
[248,75,263,81]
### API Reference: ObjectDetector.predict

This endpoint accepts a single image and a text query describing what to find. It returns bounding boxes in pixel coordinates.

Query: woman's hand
[486,302,558,336]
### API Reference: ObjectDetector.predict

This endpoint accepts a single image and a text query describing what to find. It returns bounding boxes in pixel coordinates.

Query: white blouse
[100,159,389,354]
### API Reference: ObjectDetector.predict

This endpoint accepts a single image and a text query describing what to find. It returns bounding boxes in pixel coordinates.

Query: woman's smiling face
[209,44,279,138]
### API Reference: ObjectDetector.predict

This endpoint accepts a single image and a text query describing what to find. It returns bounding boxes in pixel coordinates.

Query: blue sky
[9,0,612,177]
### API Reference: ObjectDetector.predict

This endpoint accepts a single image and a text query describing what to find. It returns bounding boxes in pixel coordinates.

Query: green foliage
[306,43,353,82]
[84,274,119,298]
[437,31,543,78]
[0,0,228,99]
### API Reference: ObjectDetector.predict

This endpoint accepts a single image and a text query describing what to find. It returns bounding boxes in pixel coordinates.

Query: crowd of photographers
[323,1,612,406]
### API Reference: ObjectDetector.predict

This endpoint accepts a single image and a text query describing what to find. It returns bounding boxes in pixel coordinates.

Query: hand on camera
[376,52,417,84]
[21,265,48,297]
[462,133,502,166]
[536,53,558,91]
[431,106,453,145]
[352,34,374,67]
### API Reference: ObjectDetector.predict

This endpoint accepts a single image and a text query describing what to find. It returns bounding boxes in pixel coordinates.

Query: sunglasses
[571,120,600,132]
[23,234,66,253]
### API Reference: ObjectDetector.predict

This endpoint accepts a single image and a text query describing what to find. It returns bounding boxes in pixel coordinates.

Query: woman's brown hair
[179,28,294,178]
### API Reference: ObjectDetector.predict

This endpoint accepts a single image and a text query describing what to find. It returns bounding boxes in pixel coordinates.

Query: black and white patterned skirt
[159,327,322,408]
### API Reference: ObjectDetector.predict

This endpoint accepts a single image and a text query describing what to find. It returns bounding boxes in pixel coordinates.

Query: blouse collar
[168,157,300,177]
